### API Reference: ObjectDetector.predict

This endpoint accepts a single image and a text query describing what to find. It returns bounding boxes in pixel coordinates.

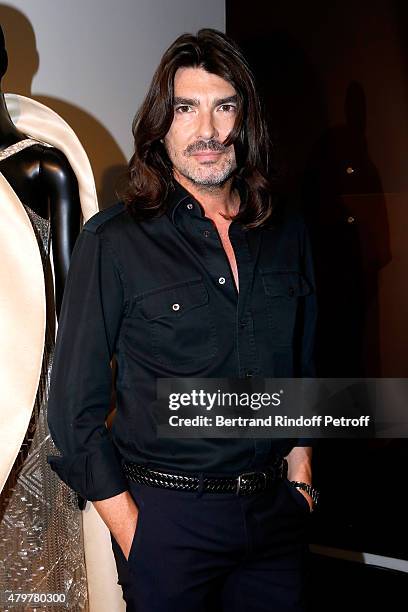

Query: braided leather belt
[122,457,288,496]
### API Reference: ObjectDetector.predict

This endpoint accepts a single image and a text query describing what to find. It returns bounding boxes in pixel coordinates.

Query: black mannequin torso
[0,137,81,316]
[0,24,81,317]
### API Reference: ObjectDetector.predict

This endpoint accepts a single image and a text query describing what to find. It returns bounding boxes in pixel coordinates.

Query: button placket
[237,308,260,380]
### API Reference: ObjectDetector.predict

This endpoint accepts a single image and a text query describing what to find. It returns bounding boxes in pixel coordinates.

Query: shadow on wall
[0,4,128,209]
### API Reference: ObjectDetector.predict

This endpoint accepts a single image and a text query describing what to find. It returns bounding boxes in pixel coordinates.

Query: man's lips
[191,151,223,161]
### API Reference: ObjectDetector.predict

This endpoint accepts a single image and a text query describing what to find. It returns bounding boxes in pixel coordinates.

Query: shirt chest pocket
[261,271,311,347]
[134,279,218,370]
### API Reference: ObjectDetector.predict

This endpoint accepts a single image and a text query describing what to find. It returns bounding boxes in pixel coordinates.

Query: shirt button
[288,287,295,297]
[172,303,180,311]
[240,319,248,327]
[347,216,355,224]
[203,230,210,237]
[218,277,226,285]
[186,203,193,210]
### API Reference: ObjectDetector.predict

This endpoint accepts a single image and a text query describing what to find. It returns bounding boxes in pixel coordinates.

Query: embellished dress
[0,139,88,611]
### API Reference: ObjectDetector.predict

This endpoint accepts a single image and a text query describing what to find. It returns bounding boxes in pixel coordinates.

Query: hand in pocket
[123,511,140,561]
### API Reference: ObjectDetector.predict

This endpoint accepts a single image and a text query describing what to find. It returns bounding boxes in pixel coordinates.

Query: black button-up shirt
[47,182,317,501]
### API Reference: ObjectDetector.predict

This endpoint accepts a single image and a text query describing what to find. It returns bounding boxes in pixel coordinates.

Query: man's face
[164,66,238,188]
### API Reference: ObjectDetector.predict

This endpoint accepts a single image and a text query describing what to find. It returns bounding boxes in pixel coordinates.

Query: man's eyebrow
[174,97,200,106]
[173,95,238,107]
[214,95,238,106]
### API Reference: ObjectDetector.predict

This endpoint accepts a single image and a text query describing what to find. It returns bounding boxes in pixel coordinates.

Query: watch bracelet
[289,481,319,506]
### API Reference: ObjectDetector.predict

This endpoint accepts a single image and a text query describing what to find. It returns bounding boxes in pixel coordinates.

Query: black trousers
[111,476,311,612]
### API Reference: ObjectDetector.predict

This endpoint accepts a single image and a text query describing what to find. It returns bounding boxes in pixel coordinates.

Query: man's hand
[93,490,139,560]
[286,446,313,512]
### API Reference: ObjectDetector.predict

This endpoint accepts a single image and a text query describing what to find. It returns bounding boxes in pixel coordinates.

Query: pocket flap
[261,271,311,298]
[136,279,209,320]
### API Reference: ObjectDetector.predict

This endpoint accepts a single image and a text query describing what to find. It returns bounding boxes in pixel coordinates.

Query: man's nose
[196,110,219,141]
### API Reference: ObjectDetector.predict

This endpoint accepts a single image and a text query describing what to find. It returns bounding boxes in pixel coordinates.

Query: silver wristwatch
[289,481,319,508]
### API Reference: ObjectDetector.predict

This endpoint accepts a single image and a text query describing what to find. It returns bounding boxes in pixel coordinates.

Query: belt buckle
[236,471,267,496]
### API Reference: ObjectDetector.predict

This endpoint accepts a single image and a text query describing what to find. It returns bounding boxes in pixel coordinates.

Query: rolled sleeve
[46,227,129,501]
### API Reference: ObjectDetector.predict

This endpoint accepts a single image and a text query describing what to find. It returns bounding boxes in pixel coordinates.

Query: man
[47,29,318,612]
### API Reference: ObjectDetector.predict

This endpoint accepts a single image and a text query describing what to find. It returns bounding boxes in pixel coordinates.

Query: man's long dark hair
[125,28,275,228]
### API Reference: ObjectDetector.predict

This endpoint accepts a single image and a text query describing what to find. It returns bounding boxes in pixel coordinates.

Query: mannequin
[0,25,88,610]
[0,25,125,612]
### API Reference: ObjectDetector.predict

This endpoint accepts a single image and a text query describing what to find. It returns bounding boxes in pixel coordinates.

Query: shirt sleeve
[46,227,129,501]
[296,220,318,447]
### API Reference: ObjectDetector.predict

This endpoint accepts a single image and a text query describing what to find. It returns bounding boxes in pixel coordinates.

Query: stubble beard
[179,156,237,190]
[168,141,237,192]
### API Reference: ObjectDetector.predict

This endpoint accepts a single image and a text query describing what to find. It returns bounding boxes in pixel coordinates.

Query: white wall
[0,0,225,205]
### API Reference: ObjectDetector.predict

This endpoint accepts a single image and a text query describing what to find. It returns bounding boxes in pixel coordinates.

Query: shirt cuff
[47,438,129,501]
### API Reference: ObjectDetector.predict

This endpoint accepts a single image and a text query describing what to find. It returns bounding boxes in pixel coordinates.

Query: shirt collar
[165,180,204,224]
[165,178,247,225]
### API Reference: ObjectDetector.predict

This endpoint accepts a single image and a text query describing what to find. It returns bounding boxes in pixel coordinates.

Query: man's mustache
[185,140,226,155]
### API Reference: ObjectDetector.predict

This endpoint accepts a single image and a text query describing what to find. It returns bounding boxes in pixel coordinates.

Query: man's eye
[218,104,236,113]
[175,105,193,114]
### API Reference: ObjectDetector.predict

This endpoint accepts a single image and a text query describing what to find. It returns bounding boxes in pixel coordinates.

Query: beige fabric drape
[0,173,46,493]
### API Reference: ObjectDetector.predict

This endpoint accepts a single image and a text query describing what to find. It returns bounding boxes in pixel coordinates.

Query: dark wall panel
[227,0,408,559]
